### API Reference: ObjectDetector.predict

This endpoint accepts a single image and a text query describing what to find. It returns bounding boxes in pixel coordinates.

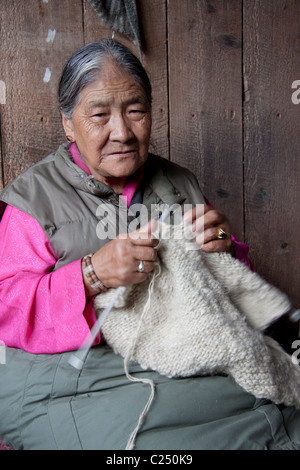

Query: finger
[201,238,232,253]
[183,205,221,232]
[129,235,159,249]
[193,223,231,248]
[130,219,159,246]
[200,225,232,253]
[193,209,228,234]
[182,204,206,224]
[135,260,156,274]
[204,226,227,244]
[139,218,157,234]
[130,272,149,285]
[133,245,158,262]
[204,208,227,226]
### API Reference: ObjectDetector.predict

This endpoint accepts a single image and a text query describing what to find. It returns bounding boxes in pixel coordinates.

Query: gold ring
[217,227,227,239]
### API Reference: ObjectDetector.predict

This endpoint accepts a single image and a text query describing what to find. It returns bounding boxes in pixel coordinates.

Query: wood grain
[0,0,299,309]
[243,0,300,306]
[168,0,244,241]
[83,0,169,160]
[0,0,84,185]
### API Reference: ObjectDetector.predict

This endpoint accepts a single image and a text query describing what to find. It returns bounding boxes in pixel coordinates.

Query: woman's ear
[61,110,75,142]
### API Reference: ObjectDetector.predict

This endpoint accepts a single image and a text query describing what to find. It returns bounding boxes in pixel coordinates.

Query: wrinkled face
[62,59,152,192]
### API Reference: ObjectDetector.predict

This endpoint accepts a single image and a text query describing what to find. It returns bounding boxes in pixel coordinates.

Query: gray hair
[58,39,152,119]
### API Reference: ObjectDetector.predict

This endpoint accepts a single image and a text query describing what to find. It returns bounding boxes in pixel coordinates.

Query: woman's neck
[101,176,127,195]
[69,142,143,202]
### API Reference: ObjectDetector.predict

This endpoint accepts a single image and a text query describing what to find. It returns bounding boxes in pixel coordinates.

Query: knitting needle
[288,309,300,323]
[287,308,300,338]
[68,286,126,370]
[69,206,173,370]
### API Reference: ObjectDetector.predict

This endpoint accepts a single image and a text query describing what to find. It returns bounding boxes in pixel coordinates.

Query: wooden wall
[0,0,299,307]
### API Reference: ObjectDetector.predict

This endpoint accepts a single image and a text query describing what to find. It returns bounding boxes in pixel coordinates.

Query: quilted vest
[0,143,205,270]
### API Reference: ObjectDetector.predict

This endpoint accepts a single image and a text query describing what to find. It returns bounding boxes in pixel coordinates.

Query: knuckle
[209,240,219,252]
[136,273,148,284]
[142,247,156,261]
[205,227,216,241]
[147,261,154,272]
[117,267,128,283]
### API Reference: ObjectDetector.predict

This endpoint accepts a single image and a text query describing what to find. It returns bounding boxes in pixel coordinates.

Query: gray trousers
[0,345,300,450]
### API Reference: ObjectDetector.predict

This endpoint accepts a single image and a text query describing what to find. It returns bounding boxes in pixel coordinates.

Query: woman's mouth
[105,149,137,158]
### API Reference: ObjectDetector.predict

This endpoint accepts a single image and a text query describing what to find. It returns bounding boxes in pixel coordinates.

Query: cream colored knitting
[94,222,300,409]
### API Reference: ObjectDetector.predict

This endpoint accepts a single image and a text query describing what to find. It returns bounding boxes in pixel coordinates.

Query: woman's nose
[110,113,134,142]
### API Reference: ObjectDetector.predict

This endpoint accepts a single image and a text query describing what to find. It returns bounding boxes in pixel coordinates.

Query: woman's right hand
[84,220,158,297]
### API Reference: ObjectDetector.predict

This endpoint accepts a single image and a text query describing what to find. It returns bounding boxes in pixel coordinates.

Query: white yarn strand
[100,222,300,411]
[124,263,161,450]
[92,215,300,448]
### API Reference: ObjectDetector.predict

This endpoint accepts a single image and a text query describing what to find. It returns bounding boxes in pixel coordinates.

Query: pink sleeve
[204,197,254,270]
[0,205,99,353]
[231,235,254,271]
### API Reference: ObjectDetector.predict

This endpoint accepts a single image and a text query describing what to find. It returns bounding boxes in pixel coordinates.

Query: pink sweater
[0,146,252,353]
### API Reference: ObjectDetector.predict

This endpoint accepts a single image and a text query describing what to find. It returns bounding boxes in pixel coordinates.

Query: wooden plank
[243,0,300,307]
[0,0,84,186]
[137,0,169,160]
[168,0,244,241]
[83,0,169,160]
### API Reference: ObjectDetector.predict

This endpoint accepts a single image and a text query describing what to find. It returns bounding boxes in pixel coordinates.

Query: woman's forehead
[79,68,148,109]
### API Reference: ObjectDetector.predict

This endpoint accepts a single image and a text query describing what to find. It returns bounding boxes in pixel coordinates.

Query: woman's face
[62,59,152,192]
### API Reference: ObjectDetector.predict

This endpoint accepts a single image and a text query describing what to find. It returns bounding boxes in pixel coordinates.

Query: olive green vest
[0,143,204,270]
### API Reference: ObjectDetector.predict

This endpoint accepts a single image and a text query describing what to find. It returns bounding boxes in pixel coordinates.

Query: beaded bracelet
[82,253,106,294]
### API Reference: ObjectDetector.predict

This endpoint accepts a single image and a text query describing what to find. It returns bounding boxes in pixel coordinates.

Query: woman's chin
[103,158,145,179]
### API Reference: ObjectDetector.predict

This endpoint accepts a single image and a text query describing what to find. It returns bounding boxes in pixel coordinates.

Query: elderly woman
[0,39,249,354]
[1,40,299,451]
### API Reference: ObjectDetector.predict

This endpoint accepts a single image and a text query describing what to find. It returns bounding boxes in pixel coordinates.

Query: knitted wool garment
[94,222,300,409]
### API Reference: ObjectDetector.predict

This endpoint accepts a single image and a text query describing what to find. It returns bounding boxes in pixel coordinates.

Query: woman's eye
[128,109,145,118]
[91,113,109,122]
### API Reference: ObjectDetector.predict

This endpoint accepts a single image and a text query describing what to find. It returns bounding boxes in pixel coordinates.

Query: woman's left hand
[183,204,234,254]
